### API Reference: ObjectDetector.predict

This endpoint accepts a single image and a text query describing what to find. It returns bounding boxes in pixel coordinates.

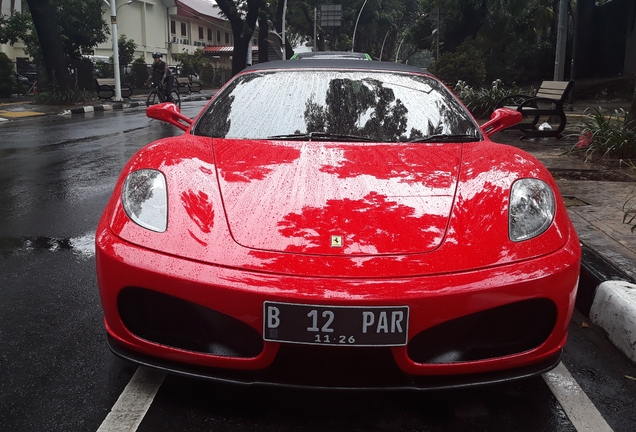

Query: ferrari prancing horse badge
[331,235,343,248]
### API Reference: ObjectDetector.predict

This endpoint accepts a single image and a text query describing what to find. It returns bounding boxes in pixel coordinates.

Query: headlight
[509,178,555,242]
[121,169,167,232]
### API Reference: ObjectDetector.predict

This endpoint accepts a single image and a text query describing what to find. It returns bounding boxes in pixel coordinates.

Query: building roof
[176,0,225,23]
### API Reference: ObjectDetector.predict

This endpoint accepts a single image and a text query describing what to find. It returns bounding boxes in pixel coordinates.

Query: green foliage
[569,108,636,161]
[0,11,31,44]
[118,34,137,67]
[75,57,96,92]
[34,74,97,104]
[34,88,97,104]
[173,49,210,77]
[623,193,636,233]
[429,39,486,86]
[454,79,528,118]
[0,52,14,97]
[1,0,108,64]
[131,56,148,89]
[417,0,557,85]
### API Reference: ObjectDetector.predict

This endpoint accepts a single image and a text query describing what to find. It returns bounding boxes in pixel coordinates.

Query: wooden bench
[496,80,574,138]
[176,76,202,93]
[95,78,133,99]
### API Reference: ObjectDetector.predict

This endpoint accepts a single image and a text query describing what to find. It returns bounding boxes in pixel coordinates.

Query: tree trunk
[26,0,74,92]
[629,81,636,128]
[216,0,259,76]
[27,0,75,91]
[231,37,250,75]
[258,5,269,64]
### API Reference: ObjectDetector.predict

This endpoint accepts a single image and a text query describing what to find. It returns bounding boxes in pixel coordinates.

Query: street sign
[321,4,342,27]
[429,6,447,23]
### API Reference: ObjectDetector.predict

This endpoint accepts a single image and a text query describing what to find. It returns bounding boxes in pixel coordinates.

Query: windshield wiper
[267,132,373,142]
[409,134,479,143]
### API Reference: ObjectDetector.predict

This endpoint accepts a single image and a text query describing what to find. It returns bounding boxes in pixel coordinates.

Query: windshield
[194,70,480,143]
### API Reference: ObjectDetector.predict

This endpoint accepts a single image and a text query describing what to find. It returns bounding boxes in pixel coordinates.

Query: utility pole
[554,0,568,80]
[104,0,123,101]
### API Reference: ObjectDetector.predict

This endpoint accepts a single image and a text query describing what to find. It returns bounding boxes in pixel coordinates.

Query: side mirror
[480,108,522,137]
[146,103,193,131]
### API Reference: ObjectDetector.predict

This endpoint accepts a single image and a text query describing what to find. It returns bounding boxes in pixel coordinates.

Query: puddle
[0,233,95,259]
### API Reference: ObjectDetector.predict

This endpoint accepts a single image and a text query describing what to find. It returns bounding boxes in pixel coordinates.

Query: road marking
[98,361,611,432]
[0,109,45,118]
[543,362,613,432]
[97,367,166,432]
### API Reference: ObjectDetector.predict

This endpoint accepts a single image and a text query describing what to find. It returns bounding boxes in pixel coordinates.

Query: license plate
[263,302,409,347]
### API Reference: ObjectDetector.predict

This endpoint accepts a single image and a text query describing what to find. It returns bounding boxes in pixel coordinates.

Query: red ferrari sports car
[96,60,580,390]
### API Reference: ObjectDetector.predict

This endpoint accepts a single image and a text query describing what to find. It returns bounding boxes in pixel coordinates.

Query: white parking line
[97,367,166,432]
[543,362,613,432]
[99,361,611,431]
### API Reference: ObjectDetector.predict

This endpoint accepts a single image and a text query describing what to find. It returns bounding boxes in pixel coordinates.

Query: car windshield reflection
[194,70,481,143]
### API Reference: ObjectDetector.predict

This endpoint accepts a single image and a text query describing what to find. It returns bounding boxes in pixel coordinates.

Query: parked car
[96,60,580,390]
[17,66,37,84]
[291,51,372,60]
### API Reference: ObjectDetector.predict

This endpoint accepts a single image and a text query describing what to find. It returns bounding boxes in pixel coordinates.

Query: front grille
[407,298,557,364]
[118,287,263,358]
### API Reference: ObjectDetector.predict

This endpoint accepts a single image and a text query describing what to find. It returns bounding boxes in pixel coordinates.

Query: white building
[1,0,281,71]
[94,0,236,68]
[1,1,28,63]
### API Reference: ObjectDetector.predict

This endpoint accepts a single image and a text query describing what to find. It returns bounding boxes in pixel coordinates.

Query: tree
[1,0,108,92]
[173,49,211,77]
[257,0,269,63]
[415,0,558,84]
[285,0,424,62]
[215,0,260,75]
[25,0,74,91]
[118,34,137,67]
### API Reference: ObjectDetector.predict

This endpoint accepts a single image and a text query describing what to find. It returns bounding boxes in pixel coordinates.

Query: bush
[34,75,97,105]
[0,52,15,97]
[569,108,636,161]
[454,80,529,118]
[430,39,486,87]
[131,56,148,89]
[74,57,96,92]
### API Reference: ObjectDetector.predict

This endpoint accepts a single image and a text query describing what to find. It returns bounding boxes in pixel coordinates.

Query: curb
[589,281,636,362]
[578,243,636,362]
[61,101,145,116]
[60,94,211,116]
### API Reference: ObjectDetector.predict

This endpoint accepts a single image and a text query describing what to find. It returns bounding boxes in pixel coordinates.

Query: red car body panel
[96,135,580,373]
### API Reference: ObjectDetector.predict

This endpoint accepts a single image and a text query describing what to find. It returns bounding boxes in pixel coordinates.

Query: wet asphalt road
[0,102,634,431]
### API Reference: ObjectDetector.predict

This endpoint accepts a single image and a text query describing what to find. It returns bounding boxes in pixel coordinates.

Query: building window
[181,22,187,37]
[198,26,204,40]
[208,28,212,41]
[217,30,221,43]
[225,32,229,44]
[171,20,176,35]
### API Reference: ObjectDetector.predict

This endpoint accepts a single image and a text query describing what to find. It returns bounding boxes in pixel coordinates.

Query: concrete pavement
[1,92,635,362]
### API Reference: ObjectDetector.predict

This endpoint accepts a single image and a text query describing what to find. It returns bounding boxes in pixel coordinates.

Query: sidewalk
[0,88,216,121]
[2,92,635,362]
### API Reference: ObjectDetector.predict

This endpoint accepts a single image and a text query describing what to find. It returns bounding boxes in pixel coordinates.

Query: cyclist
[148,52,174,103]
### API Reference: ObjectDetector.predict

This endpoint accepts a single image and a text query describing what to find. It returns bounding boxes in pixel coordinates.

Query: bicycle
[146,80,181,109]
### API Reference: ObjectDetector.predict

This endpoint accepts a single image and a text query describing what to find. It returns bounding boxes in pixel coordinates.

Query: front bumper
[97,228,579,387]
[108,334,562,391]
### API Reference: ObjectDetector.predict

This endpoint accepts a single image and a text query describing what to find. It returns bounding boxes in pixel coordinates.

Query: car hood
[213,139,462,256]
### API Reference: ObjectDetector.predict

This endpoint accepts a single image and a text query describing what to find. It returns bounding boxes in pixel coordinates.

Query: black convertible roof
[243,59,432,75]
